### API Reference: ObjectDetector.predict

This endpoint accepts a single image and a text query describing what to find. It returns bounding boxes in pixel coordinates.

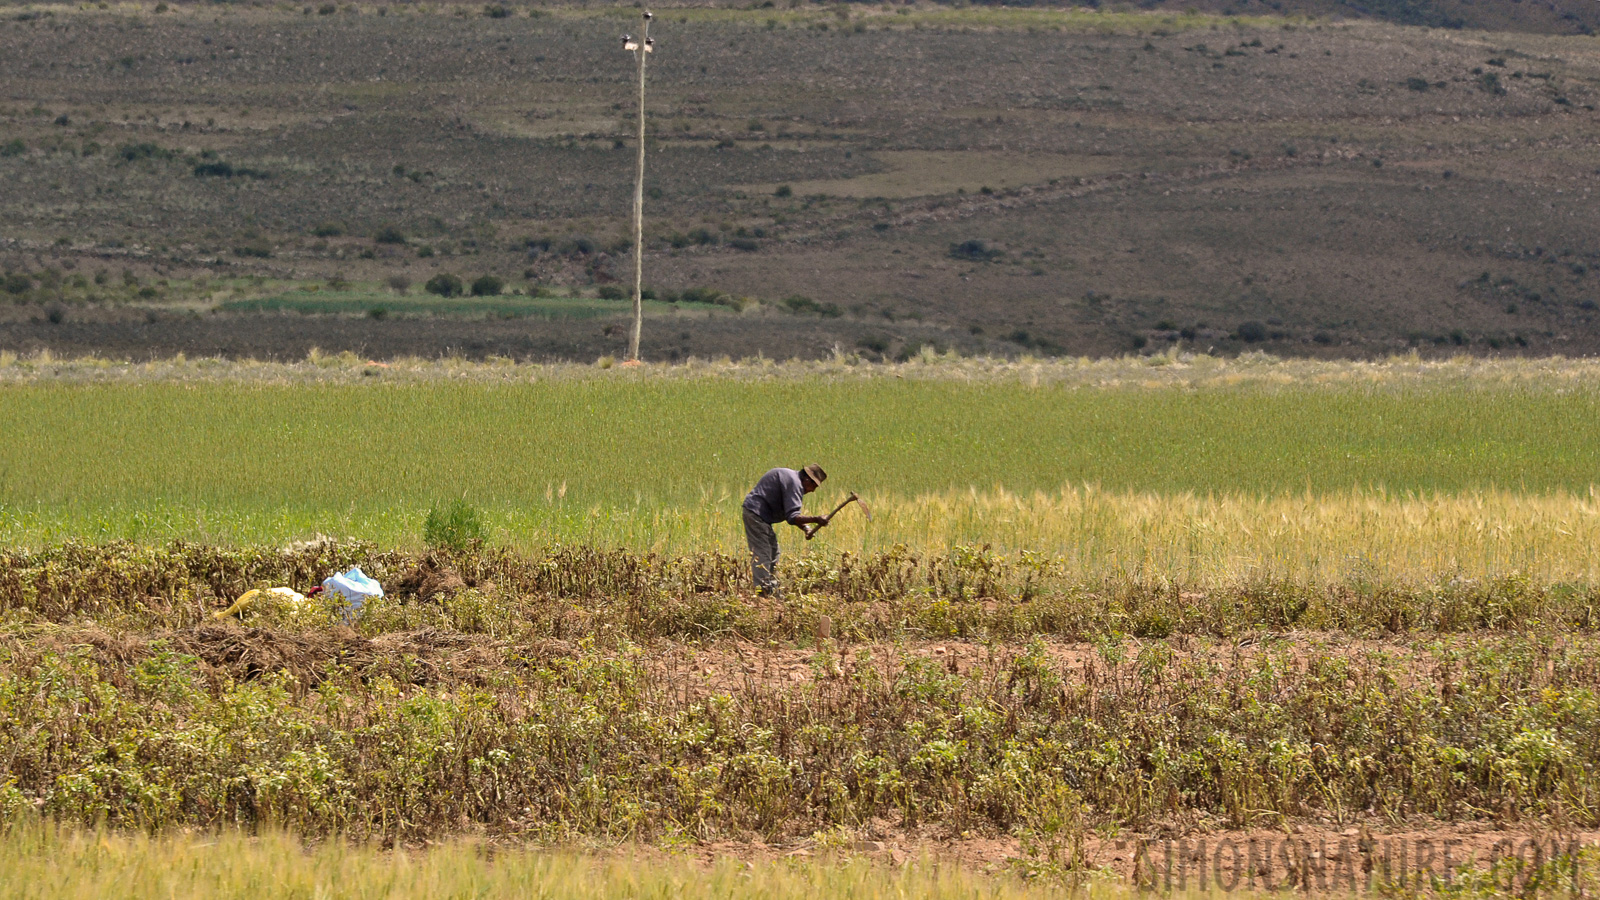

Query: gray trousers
[743,507,780,594]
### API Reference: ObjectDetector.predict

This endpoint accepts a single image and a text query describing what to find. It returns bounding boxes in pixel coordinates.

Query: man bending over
[742,464,827,597]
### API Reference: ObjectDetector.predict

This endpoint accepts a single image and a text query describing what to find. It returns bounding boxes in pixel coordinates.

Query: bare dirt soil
[3,6,1600,360]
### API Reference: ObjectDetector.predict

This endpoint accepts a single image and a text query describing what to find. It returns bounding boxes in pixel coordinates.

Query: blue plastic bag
[322,566,383,624]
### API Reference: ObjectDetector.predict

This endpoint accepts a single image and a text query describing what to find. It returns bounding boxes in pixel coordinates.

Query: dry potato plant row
[0,611,1596,845]
[2,541,1598,639]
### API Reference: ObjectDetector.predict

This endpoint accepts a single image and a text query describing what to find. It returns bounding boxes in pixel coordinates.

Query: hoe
[805,491,871,540]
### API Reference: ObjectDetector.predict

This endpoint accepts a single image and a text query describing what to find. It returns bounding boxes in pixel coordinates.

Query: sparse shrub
[368,307,387,320]
[858,334,890,354]
[470,275,504,297]
[949,239,1003,262]
[312,221,346,238]
[774,185,792,198]
[560,235,596,257]
[116,142,170,162]
[483,3,510,17]
[234,242,273,259]
[193,160,269,179]
[1236,321,1268,342]
[677,287,719,304]
[425,273,464,297]
[596,285,626,301]
[3,273,33,295]
[374,226,406,245]
[386,274,411,294]
[1478,72,1506,95]
[676,286,750,310]
[668,228,718,249]
[0,139,24,157]
[1406,77,1431,91]
[782,295,842,317]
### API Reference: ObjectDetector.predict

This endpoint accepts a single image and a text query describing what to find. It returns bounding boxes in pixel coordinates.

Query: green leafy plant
[424,499,486,551]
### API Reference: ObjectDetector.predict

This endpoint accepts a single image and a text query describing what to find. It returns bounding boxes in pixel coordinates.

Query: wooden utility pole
[624,12,653,362]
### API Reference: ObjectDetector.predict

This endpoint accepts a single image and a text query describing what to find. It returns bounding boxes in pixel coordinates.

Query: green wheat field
[2,351,1599,582]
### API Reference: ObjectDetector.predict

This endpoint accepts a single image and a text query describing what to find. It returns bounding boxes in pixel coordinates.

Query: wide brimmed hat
[802,464,827,485]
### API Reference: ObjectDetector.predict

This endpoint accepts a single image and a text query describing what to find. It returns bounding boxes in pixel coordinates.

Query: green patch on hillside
[217,290,719,320]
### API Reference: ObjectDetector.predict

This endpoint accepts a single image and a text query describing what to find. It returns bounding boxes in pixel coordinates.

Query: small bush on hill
[117,143,171,162]
[470,275,504,297]
[950,240,1003,262]
[1237,321,1268,342]
[425,273,464,297]
[560,236,596,257]
[193,160,268,179]
[782,295,842,317]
